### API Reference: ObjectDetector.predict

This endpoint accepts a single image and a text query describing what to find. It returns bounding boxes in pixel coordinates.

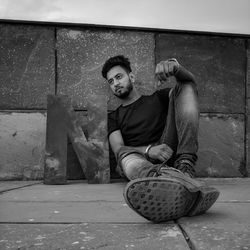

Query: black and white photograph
[0,0,250,249]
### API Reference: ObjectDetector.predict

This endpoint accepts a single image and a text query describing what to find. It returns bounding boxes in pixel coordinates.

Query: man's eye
[108,79,113,85]
[116,74,122,80]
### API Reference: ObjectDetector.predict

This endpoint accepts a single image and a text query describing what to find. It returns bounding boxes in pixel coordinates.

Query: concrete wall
[0,22,249,179]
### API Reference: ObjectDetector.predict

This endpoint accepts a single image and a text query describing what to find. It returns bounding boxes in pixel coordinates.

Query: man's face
[106,65,134,99]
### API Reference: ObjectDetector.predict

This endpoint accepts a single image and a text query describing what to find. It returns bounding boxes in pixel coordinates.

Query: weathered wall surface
[0,24,55,109]
[0,23,55,180]
[0,112,46,180]
[247,40,250,176]
[197,114,245,177]
[155,34,247,177]
[155,34,246,113]
[56,28,155,110]
[0,22,249,179]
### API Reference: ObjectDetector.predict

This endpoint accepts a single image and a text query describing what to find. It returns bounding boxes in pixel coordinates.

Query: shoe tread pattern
[124,178,197,222]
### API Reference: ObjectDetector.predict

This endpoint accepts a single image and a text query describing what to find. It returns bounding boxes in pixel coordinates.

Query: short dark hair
[102,55,132,79]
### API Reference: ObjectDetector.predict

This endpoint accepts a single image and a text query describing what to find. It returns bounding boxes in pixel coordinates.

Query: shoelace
[149,160,183,177]
[176,163,195,178]
[147,160,193,177]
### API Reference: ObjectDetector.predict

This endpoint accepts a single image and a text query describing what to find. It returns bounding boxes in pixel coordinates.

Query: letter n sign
[44,95,110,184]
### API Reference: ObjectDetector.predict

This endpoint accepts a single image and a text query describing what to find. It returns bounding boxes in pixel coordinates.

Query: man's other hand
[148,144,173,162]
[155,58,180,86]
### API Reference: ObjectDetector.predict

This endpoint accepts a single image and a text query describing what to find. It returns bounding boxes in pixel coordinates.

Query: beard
[114,82,133,99]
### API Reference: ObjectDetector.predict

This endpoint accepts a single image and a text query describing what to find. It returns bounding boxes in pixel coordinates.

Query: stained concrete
[179,204,250,249]
[246,43,250,176]
[197,114,245,177]
[44,95,69,184]
[0,179,250,250]
[0,24,55,109]
[0,24,249,180]
[0,224,189,250]
[0,111,245,180]
[0,112,46,180]
[57,28,155,110]
[155,33,246,113]
[108,114,245,178]
[67,111,88,180]
[178,179,250,249]
[0,181,41,193]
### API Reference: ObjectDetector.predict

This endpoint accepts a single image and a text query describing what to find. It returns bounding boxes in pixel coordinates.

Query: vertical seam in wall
[54,27,58,95]
[153,32,157,66]
[245,39,249,176]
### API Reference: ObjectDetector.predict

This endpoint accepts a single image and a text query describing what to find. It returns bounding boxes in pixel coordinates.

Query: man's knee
[121,153,150,180]
[171,82,198,107]
[180,82,198,96]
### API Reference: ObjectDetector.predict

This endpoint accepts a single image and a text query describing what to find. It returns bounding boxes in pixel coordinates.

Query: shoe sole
[123,177,198,222]
[123,177,219,223]
[188,186,220,216]
[155,169,220,216]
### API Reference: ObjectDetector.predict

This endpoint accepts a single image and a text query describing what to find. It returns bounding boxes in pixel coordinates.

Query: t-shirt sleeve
[108,110,119,137]
[155,88,171,106]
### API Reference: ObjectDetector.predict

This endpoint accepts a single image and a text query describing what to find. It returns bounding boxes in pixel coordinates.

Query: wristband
[145,145,152,160]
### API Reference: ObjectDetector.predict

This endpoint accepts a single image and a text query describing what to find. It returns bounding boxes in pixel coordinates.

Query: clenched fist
[155,58,180,85]
[148,144,173,162]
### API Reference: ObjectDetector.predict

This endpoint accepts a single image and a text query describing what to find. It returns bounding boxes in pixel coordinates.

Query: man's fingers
[165,58,179,75]
[159,155,166,162]
[159,61,169,79]
[167,62,175,75]
[163,61,175,76]
[161,151,172,160]
[155,62,168,82]
[161,144,173,158]
[155,63,164,81]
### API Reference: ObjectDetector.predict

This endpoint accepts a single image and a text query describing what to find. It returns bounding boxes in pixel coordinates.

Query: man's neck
[121,89,141,106]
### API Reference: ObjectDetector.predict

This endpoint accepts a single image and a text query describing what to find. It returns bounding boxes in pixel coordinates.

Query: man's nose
[113,78,120,86]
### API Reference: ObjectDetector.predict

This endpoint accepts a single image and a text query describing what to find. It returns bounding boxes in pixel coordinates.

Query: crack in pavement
[175,220,197,250]
[0,182,42,194]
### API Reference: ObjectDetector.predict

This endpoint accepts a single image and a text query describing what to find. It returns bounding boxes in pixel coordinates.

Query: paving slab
[0,182,143,224]
[0,181,41,193]
[178,178,250,250]
[0,181,125,202]
[178,204,250,250]
[199,178,250,202]
[0,223,189,250]
[0,179,250,250]
[0,200,148,223]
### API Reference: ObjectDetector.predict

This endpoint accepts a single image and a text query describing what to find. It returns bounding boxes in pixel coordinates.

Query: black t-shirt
[108,88,171,147]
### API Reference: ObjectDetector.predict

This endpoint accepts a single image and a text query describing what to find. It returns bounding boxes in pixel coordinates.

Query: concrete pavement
[0,178,250,250]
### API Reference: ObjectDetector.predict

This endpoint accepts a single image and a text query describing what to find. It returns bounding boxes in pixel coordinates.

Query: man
[102,55,219,222]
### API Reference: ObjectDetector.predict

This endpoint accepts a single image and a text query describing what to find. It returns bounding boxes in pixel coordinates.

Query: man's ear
[129,73,135,83]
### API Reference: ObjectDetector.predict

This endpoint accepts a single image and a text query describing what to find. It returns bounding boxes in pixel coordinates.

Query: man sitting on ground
[102,55,219,222]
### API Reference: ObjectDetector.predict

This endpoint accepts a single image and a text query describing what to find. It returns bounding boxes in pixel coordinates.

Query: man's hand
[148,144,173,162]
[155,58,180,86]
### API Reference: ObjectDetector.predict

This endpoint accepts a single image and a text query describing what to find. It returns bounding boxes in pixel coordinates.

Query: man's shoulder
[108,108,118,116]
[108,105,122,118]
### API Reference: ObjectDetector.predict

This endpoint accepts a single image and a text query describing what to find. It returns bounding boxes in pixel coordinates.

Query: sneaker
[123,167,220,223]
[174,159,196,178]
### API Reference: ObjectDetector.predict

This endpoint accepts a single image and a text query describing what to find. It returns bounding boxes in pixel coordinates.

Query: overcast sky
[0,0,249,35]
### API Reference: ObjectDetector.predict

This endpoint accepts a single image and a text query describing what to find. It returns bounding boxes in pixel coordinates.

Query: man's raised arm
[155,58,195,84]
